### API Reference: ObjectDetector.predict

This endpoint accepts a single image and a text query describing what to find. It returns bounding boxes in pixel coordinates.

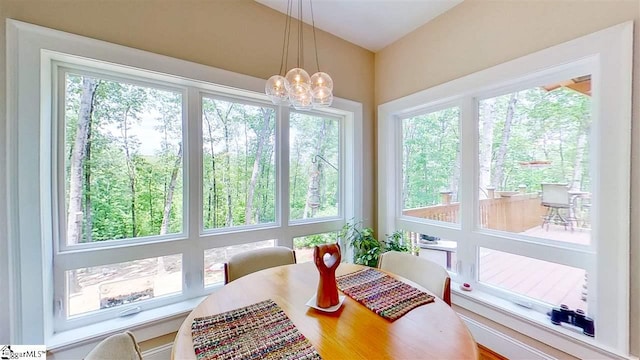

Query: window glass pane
[478,76,591,245]
[202,97,276,229]
[289,113,340,220]
[405,230,456,272]
[203,240,276,286]
[401,107,460,224]
[479,248,587,313]
[293,232,339,263]
[66,254,182,317]
[64,74,183,245]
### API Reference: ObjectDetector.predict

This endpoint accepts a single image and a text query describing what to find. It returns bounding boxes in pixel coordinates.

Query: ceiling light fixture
[265,0,333,109]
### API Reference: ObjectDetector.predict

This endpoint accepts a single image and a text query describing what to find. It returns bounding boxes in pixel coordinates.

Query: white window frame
[378,22,632,356]
[6,19,363,346]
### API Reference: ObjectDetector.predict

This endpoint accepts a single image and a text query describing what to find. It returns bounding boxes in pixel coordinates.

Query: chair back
[378,251,451,305]
[541,183,570,207]
[225,246,296,284]
[85,331,142,360]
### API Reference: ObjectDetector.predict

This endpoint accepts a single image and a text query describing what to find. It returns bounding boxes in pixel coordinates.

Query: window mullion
[278,106,292,247]
[184,87,203,298]
[457,97,477,282]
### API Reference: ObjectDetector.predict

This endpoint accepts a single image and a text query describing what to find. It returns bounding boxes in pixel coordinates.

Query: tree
[492,93,518,189]
[67,77,99,245]
[245,109,272,224]
[304,119,328,218]
[161,144,182,234]
[479,98,496,198]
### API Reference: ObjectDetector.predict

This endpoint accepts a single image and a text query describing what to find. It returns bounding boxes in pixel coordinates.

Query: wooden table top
[172,262,478,359]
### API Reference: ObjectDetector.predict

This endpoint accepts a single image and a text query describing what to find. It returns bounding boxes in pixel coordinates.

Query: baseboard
[459,314,556,360]
[142,343,173,360]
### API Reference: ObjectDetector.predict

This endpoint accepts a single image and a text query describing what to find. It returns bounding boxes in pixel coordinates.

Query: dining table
[172,262,478,359]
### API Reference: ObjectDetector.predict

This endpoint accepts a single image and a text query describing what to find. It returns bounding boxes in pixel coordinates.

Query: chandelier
[265,0,333,109]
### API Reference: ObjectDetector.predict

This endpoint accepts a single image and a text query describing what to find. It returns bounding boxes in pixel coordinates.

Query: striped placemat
[336,267,435,321]
[191,299,321,360]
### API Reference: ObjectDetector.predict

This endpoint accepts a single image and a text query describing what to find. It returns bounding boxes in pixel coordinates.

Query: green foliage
[403,84,591,209]
[293,232,338,249]
[65,73,342,244]
[341,221,381,267]
[384,231,410,252]
[342,221,413,267]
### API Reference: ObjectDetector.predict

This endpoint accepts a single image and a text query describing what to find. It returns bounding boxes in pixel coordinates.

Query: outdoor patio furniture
[541,183,576,231]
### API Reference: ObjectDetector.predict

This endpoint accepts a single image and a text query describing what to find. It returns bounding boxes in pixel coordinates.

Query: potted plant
[340,221,382,267]
[341,221,417,267]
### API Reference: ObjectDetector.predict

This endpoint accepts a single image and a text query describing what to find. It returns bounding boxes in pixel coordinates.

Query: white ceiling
[255,0,463,52]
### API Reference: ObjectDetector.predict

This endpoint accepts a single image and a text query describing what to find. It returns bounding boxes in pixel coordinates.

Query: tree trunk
[66,77,98,295]
[441,111,461,201]
[246,109,271,224]
[571,119,589,190]
[121,107,137,237]
[203,113,218,228]
[67,77,98,245]
[84,117,93,243]
[479,98,496,198]
[304,121,327,218]
[492,93,518,189]
[403,122,414,207]
[160,144,182,234]
[449,144,461,202]
[215,104,235,227]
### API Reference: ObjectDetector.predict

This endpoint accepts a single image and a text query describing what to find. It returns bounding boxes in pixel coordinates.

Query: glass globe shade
[289,84,313,110]
[310,72,333,92]
[285,68,311,91]
[265,75,289,105]
[311,86,333,107]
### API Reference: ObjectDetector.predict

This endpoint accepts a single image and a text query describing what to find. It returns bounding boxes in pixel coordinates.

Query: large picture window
[7,20,362,345]
[378,22,631,355]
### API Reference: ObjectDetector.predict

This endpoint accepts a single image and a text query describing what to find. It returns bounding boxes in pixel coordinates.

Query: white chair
[224,246,296,284]
[84,331,142,360]
[541,183,575,231]
[378,251,451,306]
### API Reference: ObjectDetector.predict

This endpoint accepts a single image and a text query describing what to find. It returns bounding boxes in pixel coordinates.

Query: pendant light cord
[310,0,320,73]
[280,0,293,75]
[298,0,303,69]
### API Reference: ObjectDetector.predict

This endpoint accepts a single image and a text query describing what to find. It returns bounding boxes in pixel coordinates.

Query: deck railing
[403,193,548,233]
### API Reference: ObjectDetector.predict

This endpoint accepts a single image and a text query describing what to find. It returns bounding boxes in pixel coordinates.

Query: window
[289,112,341,221]
[7,20,362,345]
[378,23,631,354]
[202,97,276,229]
[402,106,460,224]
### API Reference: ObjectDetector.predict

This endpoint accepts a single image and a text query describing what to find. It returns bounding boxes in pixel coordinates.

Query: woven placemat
[336,268,435,321]
[191,299,321,360]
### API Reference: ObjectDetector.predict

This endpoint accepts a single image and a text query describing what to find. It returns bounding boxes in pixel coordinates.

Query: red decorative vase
[313,243,341,308]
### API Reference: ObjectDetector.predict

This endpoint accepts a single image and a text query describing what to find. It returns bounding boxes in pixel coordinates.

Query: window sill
[451,282,631,360]
[47,295,207,352]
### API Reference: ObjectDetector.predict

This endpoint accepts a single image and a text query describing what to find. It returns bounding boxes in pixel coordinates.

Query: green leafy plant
[341,222,417,267]
[385,230,420,255]
[341,221,382,267]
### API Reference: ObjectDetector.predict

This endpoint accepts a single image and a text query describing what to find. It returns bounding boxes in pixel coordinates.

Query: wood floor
[479,344,508,360]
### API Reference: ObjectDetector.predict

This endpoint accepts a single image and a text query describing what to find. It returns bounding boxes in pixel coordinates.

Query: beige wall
[0,0,374,346]
[375,0,640,356]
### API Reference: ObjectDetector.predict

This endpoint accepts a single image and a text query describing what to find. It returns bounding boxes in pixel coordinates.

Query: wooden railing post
[440,191,453,205]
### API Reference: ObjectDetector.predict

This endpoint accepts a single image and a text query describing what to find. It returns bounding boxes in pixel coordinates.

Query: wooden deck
[420,224,589,312]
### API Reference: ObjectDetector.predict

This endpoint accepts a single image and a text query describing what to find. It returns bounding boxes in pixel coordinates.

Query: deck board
[422,224,589,312]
